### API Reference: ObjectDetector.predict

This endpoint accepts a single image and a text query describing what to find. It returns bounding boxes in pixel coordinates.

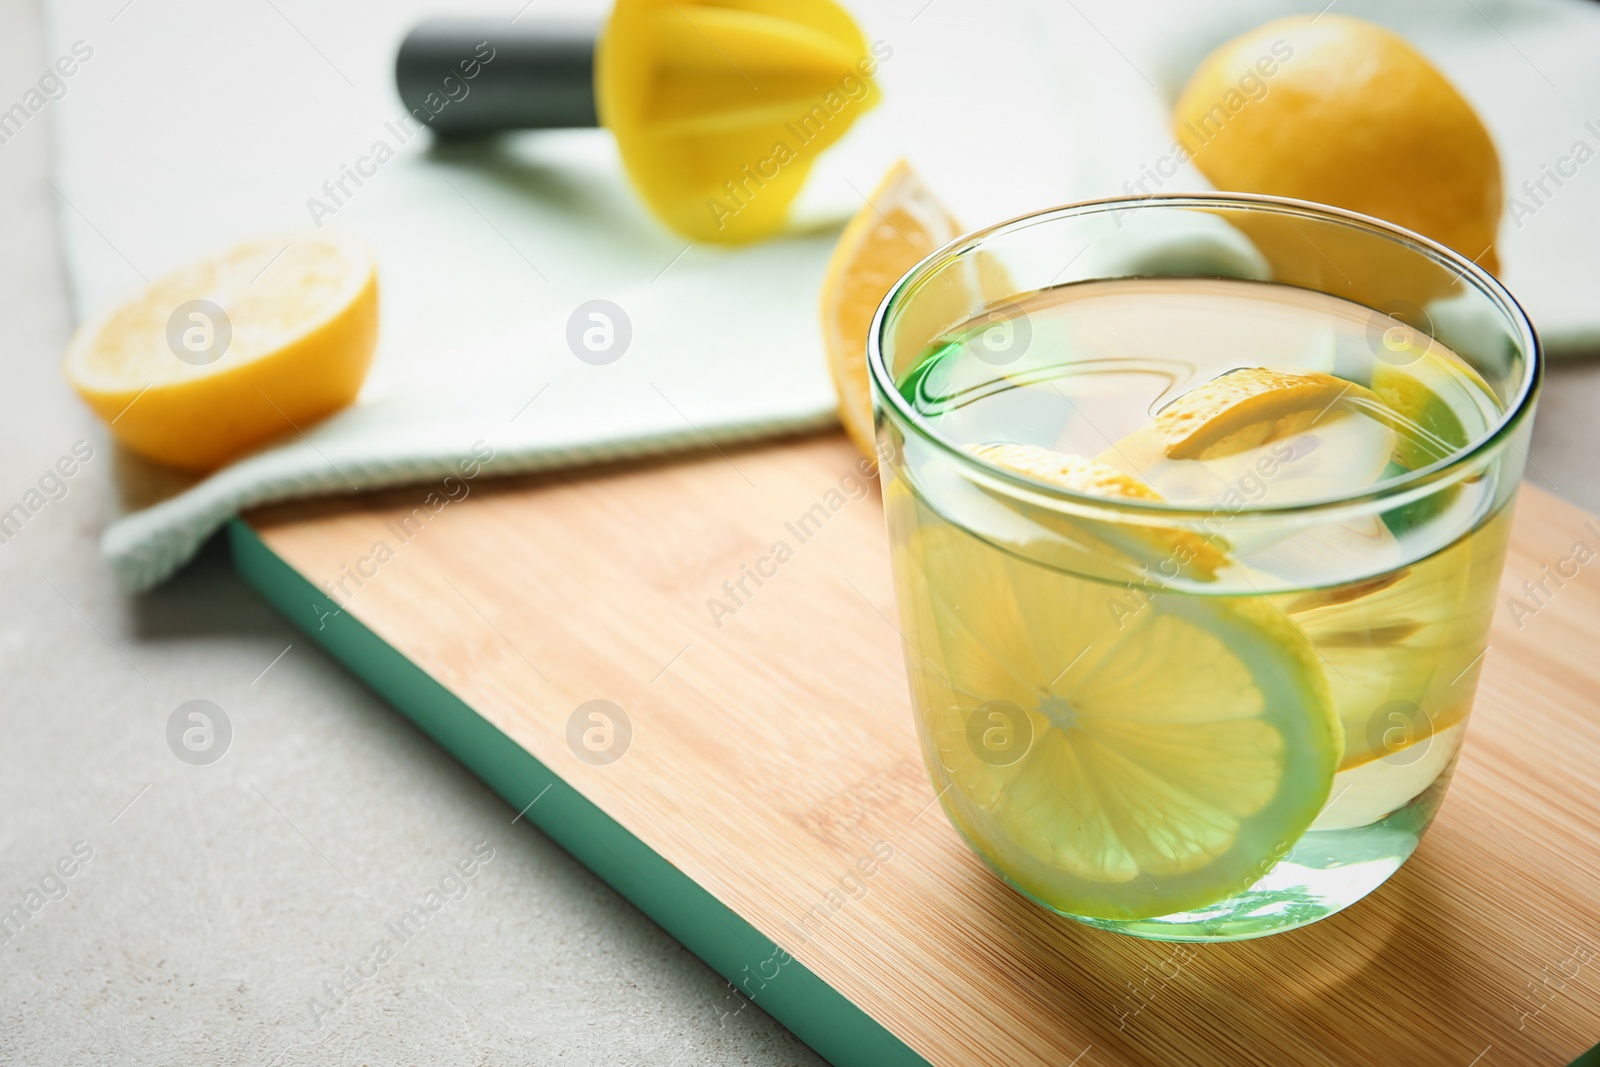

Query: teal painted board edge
[226,518,931,1067]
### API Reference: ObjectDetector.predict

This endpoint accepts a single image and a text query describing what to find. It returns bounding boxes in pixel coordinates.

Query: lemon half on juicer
[397,0,882,243]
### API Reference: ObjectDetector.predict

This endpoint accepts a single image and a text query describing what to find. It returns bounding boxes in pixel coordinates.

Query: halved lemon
[888,467,1341,920]
[64,234,378,472]
[819,161,966,460]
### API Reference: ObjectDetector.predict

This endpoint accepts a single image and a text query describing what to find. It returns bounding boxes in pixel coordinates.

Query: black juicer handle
[395,19,601,134]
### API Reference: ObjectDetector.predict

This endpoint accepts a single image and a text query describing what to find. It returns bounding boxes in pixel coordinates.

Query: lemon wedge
[1285,500,1509,772]
[1150,368,1376,461]
[971,443,1229,580]
[64,234,378,472]
[1370,345,1489,471]
[971,444,1161,501]
[820,161,967,460]
[1099,368,1395,514]
[1369,343,1497,533]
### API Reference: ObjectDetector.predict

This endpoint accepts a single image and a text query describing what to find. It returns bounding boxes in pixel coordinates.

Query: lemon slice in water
[971,443,1229,581]
[1103,368,1394,503]
[896,452,1342,920]
[1149,368,1376,460]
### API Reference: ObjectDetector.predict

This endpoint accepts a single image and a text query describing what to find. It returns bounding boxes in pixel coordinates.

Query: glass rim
[866,191,1543,520]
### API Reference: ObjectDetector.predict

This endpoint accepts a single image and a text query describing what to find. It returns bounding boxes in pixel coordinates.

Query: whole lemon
[1174,15,1502,274]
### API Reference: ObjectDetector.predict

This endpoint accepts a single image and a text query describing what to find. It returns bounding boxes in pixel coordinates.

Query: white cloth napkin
[43,0,1600,590]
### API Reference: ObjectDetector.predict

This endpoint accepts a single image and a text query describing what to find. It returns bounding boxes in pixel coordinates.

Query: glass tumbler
[869,194,1541,940]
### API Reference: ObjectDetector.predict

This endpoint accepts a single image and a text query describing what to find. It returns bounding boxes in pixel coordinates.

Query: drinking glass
[869,194,1541,940]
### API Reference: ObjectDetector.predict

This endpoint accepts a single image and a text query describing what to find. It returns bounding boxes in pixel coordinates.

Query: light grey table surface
[2,0,1596,1063]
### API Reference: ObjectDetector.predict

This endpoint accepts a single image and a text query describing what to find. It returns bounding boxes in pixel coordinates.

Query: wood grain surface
[248,431,1600,1067]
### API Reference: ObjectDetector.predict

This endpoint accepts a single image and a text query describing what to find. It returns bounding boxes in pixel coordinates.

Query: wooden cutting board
[232,431,1600,1067]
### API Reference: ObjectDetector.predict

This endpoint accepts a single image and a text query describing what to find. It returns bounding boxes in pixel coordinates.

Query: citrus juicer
[396,0,883,243]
